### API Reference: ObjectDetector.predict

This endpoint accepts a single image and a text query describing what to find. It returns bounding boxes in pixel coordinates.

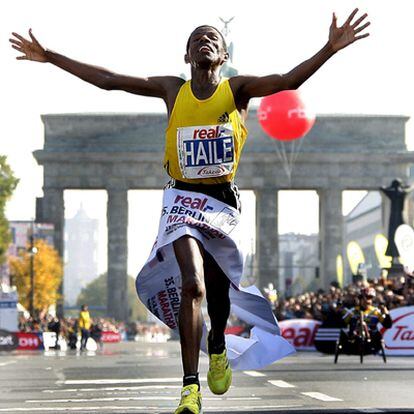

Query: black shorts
[166,179,241,212]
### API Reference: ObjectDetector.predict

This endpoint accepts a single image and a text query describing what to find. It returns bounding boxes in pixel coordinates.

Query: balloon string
[272,140,291,186]
[280,142,292,186]
[292,136,305,166]
[283,143,292,186]
[288,139,296,176]
[272,140,285,168]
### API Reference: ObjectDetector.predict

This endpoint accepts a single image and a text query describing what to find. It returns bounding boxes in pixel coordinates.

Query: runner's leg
[173,235,205,379]
[204,251,230,351]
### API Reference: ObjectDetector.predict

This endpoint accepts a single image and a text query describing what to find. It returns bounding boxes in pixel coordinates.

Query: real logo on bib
[177,123,235,179]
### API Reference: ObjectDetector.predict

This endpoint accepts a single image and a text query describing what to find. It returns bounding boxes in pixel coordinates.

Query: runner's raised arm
[232,8,370,105]
[9,29,183,102]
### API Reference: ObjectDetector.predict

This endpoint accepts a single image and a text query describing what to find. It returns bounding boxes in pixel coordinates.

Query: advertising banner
[279,319,321,351]
[380,306,414,356]
[16,332,44,350]
[279,306,414,355]
[102,331,121,343]
[0,329,19,351]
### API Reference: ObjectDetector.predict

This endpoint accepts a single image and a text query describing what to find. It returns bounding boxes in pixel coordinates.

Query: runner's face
[186,27,227,68]
[361,296,372,308]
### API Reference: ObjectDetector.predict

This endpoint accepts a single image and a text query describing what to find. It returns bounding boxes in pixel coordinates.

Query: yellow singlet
[163,78,248,184]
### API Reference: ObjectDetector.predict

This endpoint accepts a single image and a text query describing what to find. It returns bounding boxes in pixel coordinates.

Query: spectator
[78,304,91,351]
[47,316,61,349]
[90,318,103,350]
[67,318,78,350]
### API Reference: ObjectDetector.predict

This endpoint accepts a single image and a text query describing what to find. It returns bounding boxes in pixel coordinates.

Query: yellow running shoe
[207,348,232,395]
[174,384,202,414]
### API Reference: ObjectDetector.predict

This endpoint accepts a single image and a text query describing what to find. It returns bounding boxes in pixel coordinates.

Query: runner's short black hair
[186,25,227,53]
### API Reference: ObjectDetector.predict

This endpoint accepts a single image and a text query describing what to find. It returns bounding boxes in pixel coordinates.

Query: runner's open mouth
[199,45,213,52]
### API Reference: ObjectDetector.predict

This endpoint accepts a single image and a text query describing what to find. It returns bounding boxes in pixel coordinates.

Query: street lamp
[28,220,38,317]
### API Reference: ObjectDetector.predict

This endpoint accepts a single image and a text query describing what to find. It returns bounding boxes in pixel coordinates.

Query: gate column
[107,187,129,321]
[319,187,343,289]
[255,188,279,290]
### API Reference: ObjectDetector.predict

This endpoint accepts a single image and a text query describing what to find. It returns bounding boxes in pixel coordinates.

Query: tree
[76,273,148,321]
[9,239,63,314]
[0,156,19,265]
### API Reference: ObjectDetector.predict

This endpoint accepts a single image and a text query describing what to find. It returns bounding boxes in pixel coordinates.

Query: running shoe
[207,335,232,395]
[174,384,202,414]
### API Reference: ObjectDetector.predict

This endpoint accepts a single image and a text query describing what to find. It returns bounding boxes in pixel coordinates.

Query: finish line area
[1,341,413,413]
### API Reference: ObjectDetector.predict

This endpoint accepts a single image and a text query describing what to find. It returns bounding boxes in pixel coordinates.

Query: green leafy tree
[76,273,147,321]
[0,156,19,264]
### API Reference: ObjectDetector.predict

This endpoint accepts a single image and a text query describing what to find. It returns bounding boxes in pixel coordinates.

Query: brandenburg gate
[34,112,412,320]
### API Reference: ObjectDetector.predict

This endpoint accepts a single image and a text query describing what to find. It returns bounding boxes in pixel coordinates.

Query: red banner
[101,331,121,343]
[15,332,44,350]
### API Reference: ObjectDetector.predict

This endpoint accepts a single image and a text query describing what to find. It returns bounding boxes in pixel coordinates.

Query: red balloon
[257,90,315,141]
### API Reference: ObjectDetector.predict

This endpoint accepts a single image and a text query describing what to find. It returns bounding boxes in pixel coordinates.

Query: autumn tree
[9,239,63,315]
[76,273,148,321]
[0,156,19,265]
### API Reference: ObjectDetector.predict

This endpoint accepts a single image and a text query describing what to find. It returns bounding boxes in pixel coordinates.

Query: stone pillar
[255,188,279,290]
[107,188,129,321]
[38,187,65,316]
[319,188,343,289]
[407,192,414,228]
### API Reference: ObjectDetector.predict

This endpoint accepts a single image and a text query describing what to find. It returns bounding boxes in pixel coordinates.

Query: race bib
[177,123,234,179]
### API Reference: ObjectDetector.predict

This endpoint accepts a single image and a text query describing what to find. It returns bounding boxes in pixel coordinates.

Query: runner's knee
[181,274,205,303]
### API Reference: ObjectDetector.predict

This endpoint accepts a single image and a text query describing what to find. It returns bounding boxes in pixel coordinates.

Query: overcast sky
[1,0,413,274]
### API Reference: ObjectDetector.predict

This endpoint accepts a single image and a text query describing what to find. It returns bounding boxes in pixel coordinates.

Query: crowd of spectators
[273,275,414,322]
[16,275,413,345]
[18,314,124,335]
[126,321,171,342]
[17,312,171,344]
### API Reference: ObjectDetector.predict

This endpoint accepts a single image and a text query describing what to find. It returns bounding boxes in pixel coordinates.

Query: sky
[1,0,414,276]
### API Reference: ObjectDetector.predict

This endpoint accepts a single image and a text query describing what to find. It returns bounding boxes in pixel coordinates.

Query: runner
[10,10,370,413]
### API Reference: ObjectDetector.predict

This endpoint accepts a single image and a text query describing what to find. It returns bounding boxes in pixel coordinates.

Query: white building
[64,205,99,305]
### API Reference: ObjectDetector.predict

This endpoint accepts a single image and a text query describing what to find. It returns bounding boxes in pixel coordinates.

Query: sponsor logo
[174,195,212,212]
[258,106,312,121]
[382,311,414,350]
[0,330,18,351]
[287,108,310,119]
[192,125,226,140]
[279,319,321,350]
[217,112,230,123]
[101,331,121,343]
[17,333,42,349]
[197,165,227,176]
[210,207,239,234]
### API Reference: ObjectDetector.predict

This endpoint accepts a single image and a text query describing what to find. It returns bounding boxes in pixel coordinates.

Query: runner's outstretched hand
[9,29,47,62]
[329,8,370,52]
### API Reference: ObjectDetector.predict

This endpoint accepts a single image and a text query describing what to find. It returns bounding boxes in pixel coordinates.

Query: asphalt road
[0,341,413,414]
